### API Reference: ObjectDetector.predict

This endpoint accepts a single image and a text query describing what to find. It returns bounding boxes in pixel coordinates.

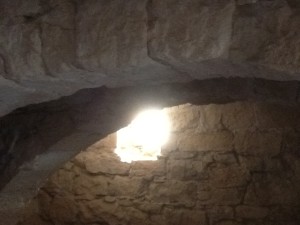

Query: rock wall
[2,78,300,224]
[19,101,300,225]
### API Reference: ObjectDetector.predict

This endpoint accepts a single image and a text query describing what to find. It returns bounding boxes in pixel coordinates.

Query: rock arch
[1,78,300,224]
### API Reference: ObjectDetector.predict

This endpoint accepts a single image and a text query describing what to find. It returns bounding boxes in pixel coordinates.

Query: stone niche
[19,102,300,225]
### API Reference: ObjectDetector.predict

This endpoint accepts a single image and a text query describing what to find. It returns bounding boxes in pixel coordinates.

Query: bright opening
[115,109,170,163]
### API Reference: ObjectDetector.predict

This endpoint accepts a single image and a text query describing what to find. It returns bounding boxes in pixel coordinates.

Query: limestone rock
[46,196,78,224]
[207,206,235,224]
[85,156,130,175]
[90,134,117,149]
[214,221,241,225]
[168,151,197,160]
[136,203,163,214]
[254,103,300,129]
[148,0,235,63]
[244,174,299,205]
[130,160,165,177]
[149,180,197,204]
[209,164,250,188]
[16,102,300,225]
[197,187,244,206]
[161,134,178,154]
[234,130,282,157]
[167,159,186,180]
[163,208,207,225]
[178,131,234,152]
[221,102,255,130]
[85,199,126,224]
[1,0,300,117]
[236,205,269,219]
[185,160,209,180]
[108,176,144,197]
[73,174,110,197]
[213,152,238,165]
[198,104,224,132]
[17,216,51,225]
[165,104,200,132]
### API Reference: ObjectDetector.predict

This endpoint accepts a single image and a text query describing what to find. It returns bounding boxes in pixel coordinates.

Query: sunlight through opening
[115,109,170,163]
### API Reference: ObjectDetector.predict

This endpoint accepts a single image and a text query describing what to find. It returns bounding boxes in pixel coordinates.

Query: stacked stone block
[20,102,300,225]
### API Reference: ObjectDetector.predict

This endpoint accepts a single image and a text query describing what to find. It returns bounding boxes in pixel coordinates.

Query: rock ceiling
[1,1,300,223]
[0,0,300,116]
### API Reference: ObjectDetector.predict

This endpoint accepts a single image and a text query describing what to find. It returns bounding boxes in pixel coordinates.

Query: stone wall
[20,102,300,225]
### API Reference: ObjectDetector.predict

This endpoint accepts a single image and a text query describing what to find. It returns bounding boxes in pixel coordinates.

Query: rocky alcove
[1,78,300,225]
[1,0,300,224]
[18,99,300,225]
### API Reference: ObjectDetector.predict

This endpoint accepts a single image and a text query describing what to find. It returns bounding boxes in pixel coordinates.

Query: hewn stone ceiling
[1,0,300,224]
[0,0,300,116]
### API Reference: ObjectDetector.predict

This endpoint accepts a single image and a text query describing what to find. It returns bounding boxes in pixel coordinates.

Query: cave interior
[1,1,300,225]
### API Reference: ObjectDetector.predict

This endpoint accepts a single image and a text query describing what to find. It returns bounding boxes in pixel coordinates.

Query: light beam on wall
[115,109,170,163]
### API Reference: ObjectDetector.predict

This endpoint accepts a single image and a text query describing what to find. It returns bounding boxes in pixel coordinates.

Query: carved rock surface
[1,0,300,116]
[19,101,300,225]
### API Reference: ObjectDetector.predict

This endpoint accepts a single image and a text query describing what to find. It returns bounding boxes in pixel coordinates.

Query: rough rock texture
[19,102,300,225]
[1,78,300,224]
[1,0,300,116]
[2,0,300,223]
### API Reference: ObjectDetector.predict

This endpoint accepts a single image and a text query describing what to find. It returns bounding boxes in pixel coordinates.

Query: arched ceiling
[1,78,300,224]
[1,0,300,223]
[0,0,300,116]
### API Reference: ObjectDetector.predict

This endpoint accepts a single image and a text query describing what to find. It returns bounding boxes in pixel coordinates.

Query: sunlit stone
[115,109,170,163]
